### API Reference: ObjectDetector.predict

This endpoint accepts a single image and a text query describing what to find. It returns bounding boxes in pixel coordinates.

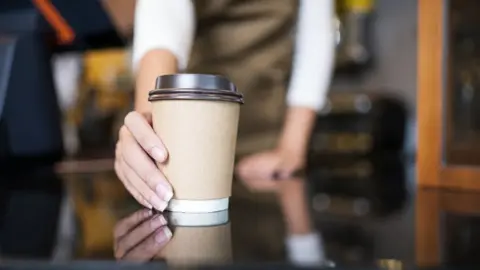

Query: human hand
[235,148,305,191]
[114,209,172,261]
[115,111,173,211]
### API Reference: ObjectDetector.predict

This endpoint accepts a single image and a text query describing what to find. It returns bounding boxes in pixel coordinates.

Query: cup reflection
[113,209,232,266]
[159,211,232,266]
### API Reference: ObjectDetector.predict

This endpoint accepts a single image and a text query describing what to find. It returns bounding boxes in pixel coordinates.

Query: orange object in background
[32,0,75,44]
[33,0,136,43]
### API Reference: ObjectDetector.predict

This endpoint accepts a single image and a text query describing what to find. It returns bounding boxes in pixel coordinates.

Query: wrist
[134,102,151,114]
[277,139,308,158]
[277,106,317,156]
[135,49,178,113]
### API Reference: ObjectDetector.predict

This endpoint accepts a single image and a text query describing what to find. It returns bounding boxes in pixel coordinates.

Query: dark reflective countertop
[0,155,478,269]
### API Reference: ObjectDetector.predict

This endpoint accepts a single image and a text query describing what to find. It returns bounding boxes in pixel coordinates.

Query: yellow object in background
[67,48,134,138]
[344,0,374,12]
[83,49,131,94]
[70,49,133,125]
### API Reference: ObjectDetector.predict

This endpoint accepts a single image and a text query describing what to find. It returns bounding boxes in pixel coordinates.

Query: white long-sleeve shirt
[133,0,335,111]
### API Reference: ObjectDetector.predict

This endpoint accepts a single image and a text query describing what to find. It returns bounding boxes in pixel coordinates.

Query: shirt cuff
[286,82,329,111]
[132,0,195,72]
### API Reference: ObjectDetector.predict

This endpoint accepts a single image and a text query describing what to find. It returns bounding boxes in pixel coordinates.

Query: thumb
[275,157,306,180]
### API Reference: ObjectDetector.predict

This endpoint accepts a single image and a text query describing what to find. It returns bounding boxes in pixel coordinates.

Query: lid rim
[150,74,243,104]
[149,88,242,97]
[148,92,244,104]
[154,73,237,92]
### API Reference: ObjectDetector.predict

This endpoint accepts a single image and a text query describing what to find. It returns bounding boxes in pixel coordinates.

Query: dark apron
[0,4,63,162]
[187,0,299,156]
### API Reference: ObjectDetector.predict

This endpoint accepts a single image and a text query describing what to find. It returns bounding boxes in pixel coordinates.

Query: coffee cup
[149,74,243,213]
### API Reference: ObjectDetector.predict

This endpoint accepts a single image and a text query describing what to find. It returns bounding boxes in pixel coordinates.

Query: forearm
[277,106,317,157]
[277,0,334,154]
[135,49,178,113]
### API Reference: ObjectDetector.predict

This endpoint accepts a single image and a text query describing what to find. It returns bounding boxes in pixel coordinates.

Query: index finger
[122,226,172,262]
[124,111,168,162]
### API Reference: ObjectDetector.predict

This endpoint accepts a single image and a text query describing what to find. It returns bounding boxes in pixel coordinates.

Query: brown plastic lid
[148,74,244,104]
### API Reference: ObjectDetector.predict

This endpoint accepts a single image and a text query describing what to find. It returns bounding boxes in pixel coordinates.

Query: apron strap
[32,0,75,45]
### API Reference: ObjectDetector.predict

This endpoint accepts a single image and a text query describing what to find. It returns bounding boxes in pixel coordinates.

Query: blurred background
[54,0,417,160]
[0,0,416,264]
[2,0,480,268]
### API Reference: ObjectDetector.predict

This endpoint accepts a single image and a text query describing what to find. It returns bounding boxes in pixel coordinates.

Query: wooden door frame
[417,0,480,190]
[416,188,480,266]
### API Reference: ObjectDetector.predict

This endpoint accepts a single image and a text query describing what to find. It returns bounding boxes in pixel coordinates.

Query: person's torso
[187,0,299,153]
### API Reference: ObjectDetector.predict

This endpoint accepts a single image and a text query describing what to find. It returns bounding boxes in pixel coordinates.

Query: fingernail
[156,184,174,202]
[164,190,173,202]
[151,147,166,162]
[155,227,172,244]
[150,215,167,229]
[150,196,168,211]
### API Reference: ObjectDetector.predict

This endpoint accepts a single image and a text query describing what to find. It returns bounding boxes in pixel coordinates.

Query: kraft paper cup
[149,74,243,213]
